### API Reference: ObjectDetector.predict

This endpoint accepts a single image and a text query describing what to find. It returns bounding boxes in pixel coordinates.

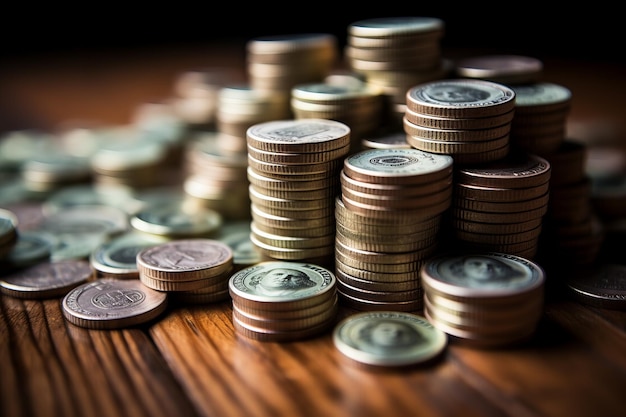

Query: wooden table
[1,41,626,417]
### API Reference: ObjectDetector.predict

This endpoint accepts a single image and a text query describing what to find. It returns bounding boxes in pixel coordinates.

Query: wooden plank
[0,295,199,417]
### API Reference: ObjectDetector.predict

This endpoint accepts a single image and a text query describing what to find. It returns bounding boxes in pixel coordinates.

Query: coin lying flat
[333,311,447,366]
[62,278,168,329]
[1,259,94,299]
[567,263,626,309]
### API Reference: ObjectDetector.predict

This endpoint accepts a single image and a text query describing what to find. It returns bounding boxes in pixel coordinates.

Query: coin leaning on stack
[335,147,454,312]
[228,261,338,342]
[246,118,351,265]
[420,252,546,348]
[404,79,516,165]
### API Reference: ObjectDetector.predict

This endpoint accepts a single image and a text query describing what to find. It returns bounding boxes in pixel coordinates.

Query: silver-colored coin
[130,202,222,237]
[406,79,516,118]
[62,278,168,329]
[333,311,447,366]
[229,261,335,303]
[420,252,545,298]
[1,259,94,299]
[347,16,444,38]
[567,263,626,309]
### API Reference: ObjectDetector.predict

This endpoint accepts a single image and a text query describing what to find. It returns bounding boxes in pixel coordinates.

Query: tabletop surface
[1,39,626,417]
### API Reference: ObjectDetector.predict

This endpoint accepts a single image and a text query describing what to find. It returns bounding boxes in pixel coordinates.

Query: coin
[567,263,626,309]
[62,278,168,329]
[333,311,447,366]
[1,259,95,299]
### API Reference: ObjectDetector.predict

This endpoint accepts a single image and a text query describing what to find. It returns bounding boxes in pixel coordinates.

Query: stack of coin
[246,33,338,96]
[90,132,171,189]
[290,82,384,148]
[538,140,604,268]
[0,208,19,259]
[345,16,449,129]
[170,67,238,131]
[228,261,338,342]
[509,82,572,155]
[335,148,454,312]
[404,79,516,165]
[421,252,545,348]
[450,152,551,259]
[21,151,92,196]
[215,85,292,138]
[182,131,251,220]
[453,54,544,85]
[246,119,351,264]
[137,239,234,301]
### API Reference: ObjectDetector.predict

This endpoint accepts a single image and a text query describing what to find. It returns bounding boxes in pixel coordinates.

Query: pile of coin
[450,152,551,259]
[420,252,545,348]
[509,82,571,156]
[246,119,350,264]
[229,261,338,341]
[345,16,449,127]
[136,239,234,303]
[335,148,453,311]
[453,54,544,85]
[404,79,516,165]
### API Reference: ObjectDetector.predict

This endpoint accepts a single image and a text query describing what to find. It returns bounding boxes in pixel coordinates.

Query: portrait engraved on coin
[230,262,334,301]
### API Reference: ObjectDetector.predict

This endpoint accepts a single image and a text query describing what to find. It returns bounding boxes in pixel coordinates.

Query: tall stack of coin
[246,33,338,98]
[290,82,384,150]
[181,131,251,220]
[335,148,454,312]
[404,79,516,165]
[228,261,338,342]
[537,140,605,269]
[246,119,350,265]
[450,152,551,259]
[345,16,449,129]
[0,208,18,259]
[137,239,234,302]
[509,82,572,156]
[420,252,545,348]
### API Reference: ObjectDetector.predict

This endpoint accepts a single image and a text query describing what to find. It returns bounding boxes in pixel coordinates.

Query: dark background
[2,7,622,64]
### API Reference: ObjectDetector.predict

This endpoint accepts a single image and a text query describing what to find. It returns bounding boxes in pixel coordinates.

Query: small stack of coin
[228,261,338,342]
[421,252,545,348]
[453,54,544,85]
[335,148,454,312]
[0,208,19,259]
[246,119,351,264]
[90,132,171,189]
[182,131,251,220]
[404,79,516,165]
[290,82,384,148]
[246,33,338,96]
[509,82,572,156]
[21,151,92,196]
[137,239,234,300]
[450,152,551,259]
[215,85,292,139]
[345,16,449,129]
[538,140,604,268]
